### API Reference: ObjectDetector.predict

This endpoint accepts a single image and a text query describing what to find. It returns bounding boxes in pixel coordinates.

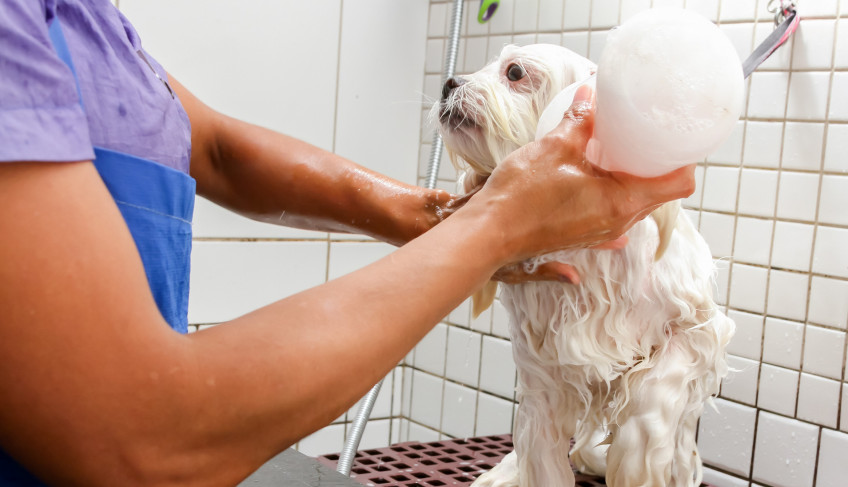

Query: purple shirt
[0,0,191,173]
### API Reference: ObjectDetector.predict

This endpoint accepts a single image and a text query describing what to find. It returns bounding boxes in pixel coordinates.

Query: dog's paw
[471,451,520,487]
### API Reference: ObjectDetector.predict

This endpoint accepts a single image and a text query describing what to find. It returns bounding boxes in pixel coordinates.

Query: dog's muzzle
[438,76,477,130]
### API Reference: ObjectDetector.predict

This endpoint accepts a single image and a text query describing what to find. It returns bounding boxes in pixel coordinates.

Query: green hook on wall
[478,0,499,23]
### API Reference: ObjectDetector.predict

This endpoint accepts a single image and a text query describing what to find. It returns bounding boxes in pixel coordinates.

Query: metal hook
[767,0,797,25]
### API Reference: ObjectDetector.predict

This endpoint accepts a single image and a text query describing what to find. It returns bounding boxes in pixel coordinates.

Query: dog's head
[433,44,596,187]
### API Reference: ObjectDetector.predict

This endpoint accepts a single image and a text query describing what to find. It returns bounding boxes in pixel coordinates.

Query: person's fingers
[493,261,581,284]
[589,235,628,250]
[545,85,596,150]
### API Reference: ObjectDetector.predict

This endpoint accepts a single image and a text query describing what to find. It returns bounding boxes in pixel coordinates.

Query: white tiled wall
[119,0,430,457]
[413,1,848,486]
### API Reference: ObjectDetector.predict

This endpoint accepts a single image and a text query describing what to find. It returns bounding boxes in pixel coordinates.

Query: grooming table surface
[317,434,714,487]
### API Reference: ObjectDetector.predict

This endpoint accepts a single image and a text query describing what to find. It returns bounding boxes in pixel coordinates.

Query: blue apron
[0,18,195,486]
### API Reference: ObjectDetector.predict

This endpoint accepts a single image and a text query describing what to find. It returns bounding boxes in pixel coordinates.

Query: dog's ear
[472,280,499,318]
[651,201,680,261]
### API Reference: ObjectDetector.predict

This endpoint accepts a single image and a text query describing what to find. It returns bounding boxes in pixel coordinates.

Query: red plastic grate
[317,434,714,487]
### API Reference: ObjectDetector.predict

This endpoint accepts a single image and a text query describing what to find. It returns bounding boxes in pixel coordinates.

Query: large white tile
[706,120,746,164]
[445,326,482,387]
[334,0,428,186]
[356,418,392,451]
[771,221,814,272]
[733,216,772,266]
[823,123,848,173]
[620,0,652,23]
[836,19,848,69]
[757,363,799,416]
[817,429,848,486]
[776,171,820,223]
[753,21,793,71]
[752,412,819,487]
[192,196,326,240]
[830,73,848,122]
[737,169,779,217]
[766,270,809,321]
[699,211,736,259]
[513,0,539,32]
[791,19,836,70]
[808,276,848,328]
[475,391,514,436]
[702,166,740,212]
[796,373,840,428]
[464,36,490,73]
[813,226,848,278]
[697,398,756,477]
[479,336,517,399]
[297,423,345,457]
[726,309,764,360]
[414,323,448,376]
[802,326,845,379]
[441,381,477,439]
[819,175,848,225]
[347,370,396,420]
[405,420,440,443]
[702,468,749,487]
[327,241,394,280]
[428,2,449,37]
[796,0,839,17]
[563,0,591,30]
[587,29,609,64]
[747,72,789,119]
[591,0,620,28]
[538,0,565,32]
[743,121,783,168]
[561,31,590,58]
[781,122,825,171]
[188,241,327,323]
[719,23,755,63]
[120,0,341,150]
[762,317,804,369]
[491,299,512,339]
[719,0,758,22]
[488,0,516,35]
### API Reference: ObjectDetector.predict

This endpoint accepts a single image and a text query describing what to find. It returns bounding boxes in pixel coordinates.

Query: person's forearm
[172,76,451,246]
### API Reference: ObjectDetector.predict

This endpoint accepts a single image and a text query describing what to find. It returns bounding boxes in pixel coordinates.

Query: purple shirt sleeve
[0,0,96,163]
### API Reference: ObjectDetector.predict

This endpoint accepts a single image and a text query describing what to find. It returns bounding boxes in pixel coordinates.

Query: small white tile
[782,122,826,171]
[733,216,773,266]
[758,363,799,416]
[427,38,446,73]
[192,197,326,240]
[836,19,848,69]
[470,303,493,334]
[449,299,472,328]
[699,211,736,259]
[719,23,755,63]
[513,0,539,32]
[721,355,759,405]
[653,0,684,8]
[414,323,447,375]
[620,0,652,23]
[357,419,391,451]
[719,0,757,21]
[737,169,779,217]
[767,270,809,321]
[843,385,848,433]
[466,0,492,37]
[561,31,590,57]
[727,310,764,360]
[348,370,395,420]
[729,264,768,313]
[706,120,746,164]
[409,371,443,430]
[480,336,517,398]
[401,367,413,416]
[753,21,793,71]
[819,175,848,226]
[702,166,740,212]
[536,32,563,45]
[776,171,820,223]
[747,72,789,119]
[488,0,516,35]
[685,0,720,23]
[445,326,481,387]
[538,0,564,32]
[752,412,819,487]
[817,429,848,486]
[297,423,345,457]
[812,226,848,279]
[808,277,848,329]
[684,164,706,209]
[428,2,448,37]
[715,258,731,305]
[475,391,514,436]
[786,72,831,121]
[441,381,477,439]
[824,123,848,173]
[744,121,784,168]
[406,421,440,443]
[491,299,512,338]
[797,0,839,17]
[591,0,620,28]
[791,19,836,70]
[797,373,840,427]
[762,317,805,369]
[771,221,814,272]
[697,398,756,477]
[563,0,592,30]
[802,326,846,379]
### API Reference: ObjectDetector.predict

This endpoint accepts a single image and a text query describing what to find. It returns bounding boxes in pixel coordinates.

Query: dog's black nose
[441,76,466,100]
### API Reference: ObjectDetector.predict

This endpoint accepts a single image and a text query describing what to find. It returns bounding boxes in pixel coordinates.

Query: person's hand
[461,85,696,267]
[491,236,628,284]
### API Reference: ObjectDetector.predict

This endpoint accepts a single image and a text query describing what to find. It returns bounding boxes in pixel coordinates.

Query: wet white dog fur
[433,44,735,487]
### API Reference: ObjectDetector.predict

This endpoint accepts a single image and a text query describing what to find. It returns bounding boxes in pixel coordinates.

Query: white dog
[433,44,735,487]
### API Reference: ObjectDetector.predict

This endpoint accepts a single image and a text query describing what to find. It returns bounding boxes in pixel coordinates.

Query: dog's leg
[471,451,520,487]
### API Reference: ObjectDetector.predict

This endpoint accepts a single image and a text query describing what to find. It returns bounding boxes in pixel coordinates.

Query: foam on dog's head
[434,44,595,183]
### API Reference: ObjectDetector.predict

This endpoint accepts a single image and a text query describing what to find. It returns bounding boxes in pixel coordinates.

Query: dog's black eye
[506,63,526,82]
